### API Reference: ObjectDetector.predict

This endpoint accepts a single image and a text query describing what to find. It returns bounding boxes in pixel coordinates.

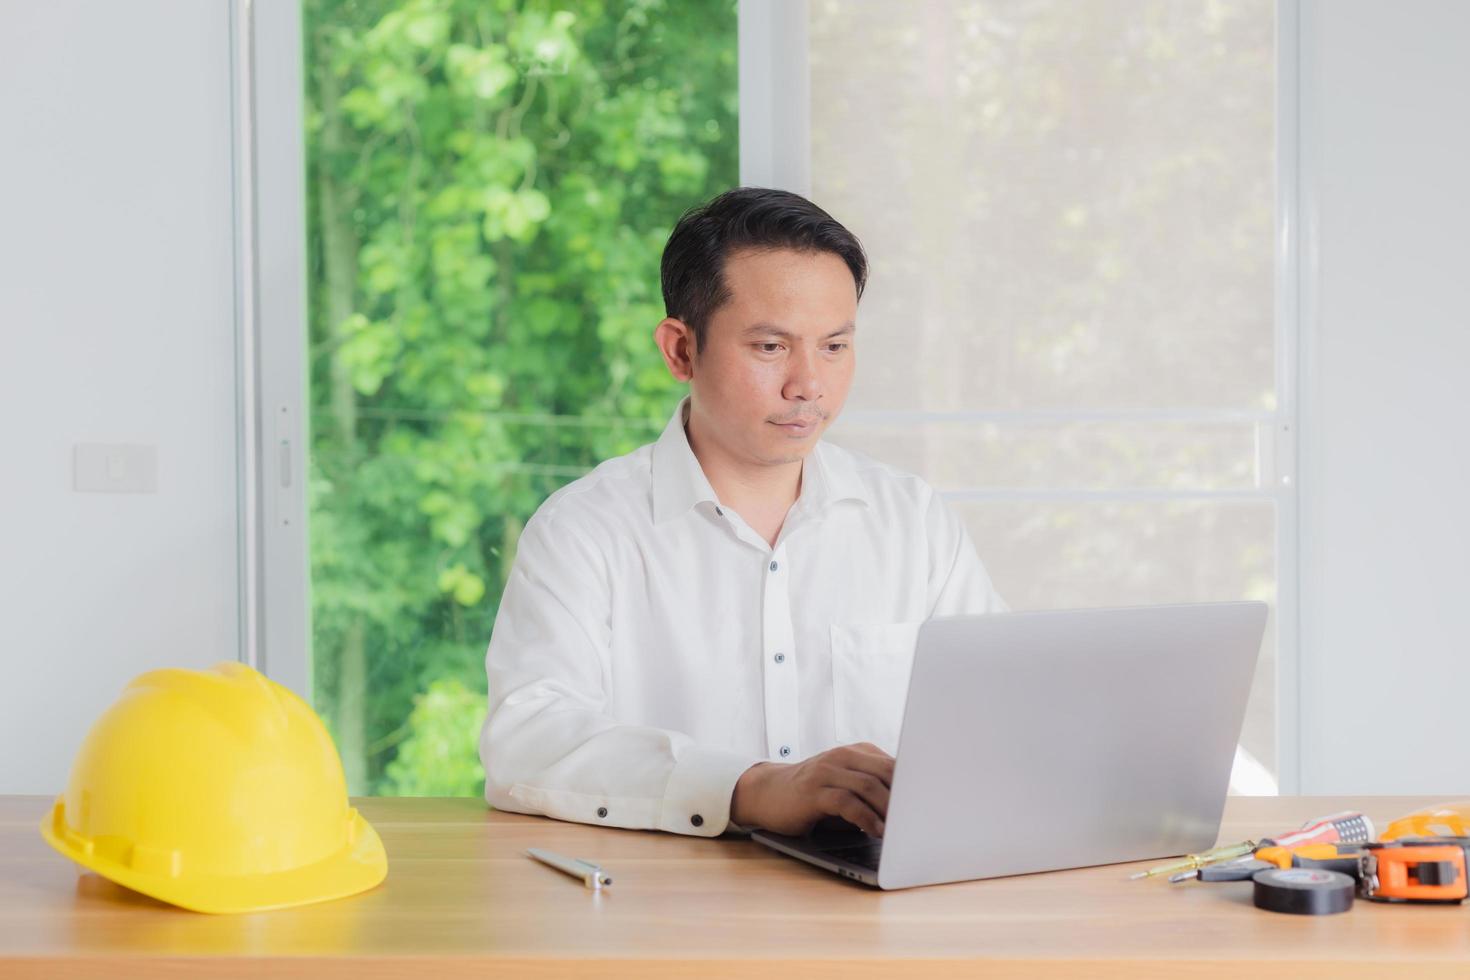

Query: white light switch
[74,443,158,493]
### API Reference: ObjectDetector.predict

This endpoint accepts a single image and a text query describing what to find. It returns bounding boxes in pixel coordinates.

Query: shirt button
[691,814,704,827]
[596,806,608,818]
[769,560,779,572]
[779,745,791,758]
[774,652,785,663]
[715,506,723,516]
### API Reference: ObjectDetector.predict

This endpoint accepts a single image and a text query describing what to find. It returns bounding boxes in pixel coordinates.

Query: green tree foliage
[303,0,738,795]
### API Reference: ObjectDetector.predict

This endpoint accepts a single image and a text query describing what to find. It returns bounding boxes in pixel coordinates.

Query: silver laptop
[750,601,1267,889]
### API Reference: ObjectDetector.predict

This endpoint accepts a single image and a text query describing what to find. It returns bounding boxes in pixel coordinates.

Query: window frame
[234,0,311,700]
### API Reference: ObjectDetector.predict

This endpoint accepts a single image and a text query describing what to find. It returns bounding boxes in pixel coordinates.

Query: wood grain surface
[4,794,1469,978]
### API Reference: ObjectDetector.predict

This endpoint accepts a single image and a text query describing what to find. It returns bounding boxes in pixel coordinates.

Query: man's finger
[838,744,896,787]
[844,741,895,765]
[836,791,885,838]
[818,787,884,837]
[829,767,891,818]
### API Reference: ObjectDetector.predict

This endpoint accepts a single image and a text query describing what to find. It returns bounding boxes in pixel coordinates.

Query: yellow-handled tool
[1255,843,1362,875]
[1128,840,1258,880]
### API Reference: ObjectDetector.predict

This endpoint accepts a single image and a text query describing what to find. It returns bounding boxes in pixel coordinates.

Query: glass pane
[959,501,1278,785]
[810,0,1276,411]
[809,0,1280,789]
[826,418,1267,492]
[303,0,739,795]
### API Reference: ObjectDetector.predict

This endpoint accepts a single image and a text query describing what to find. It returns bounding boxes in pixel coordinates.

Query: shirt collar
[651,397,720,524]
[650,396,873,524]
[807,436,873,511]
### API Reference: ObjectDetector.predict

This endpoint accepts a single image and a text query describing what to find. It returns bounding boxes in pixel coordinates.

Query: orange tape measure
[1360,838,1470,903]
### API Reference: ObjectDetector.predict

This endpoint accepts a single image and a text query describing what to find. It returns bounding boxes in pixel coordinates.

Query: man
[479,187,1005,841]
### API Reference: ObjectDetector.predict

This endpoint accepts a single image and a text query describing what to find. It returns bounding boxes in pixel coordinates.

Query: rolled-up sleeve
[479,514,764,837]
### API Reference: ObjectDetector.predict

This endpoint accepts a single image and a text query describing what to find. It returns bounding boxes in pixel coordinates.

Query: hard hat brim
[40,799,389,914]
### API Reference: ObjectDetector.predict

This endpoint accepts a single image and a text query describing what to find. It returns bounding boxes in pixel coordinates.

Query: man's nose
[783,347,822,402]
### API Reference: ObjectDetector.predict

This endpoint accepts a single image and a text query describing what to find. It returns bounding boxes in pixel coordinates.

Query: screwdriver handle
[1261,812,1374,849]
[1255,843,1344,869]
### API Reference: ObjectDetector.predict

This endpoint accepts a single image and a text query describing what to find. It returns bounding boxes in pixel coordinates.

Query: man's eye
[826,343,849,352]
[756,343,783,353]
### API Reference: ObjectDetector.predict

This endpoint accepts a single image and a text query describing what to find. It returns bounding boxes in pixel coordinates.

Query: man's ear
[654,317,698,382]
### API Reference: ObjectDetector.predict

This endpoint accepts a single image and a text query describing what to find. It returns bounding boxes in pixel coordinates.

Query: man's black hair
[660,187,868,354]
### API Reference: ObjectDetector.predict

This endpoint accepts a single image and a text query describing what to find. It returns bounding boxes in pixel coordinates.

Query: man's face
[687,247,858,466]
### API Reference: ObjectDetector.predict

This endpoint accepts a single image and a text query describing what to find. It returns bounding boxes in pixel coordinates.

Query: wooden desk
[4,794,1469,978]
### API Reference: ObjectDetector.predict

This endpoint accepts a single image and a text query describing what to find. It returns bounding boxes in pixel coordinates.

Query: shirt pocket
[828,621,925,756]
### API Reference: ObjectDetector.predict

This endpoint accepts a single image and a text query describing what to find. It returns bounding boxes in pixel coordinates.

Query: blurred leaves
[382,677,488,796]
[304,0,737,795]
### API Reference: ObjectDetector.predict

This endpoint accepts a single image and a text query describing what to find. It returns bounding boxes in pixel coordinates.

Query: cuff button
[596,806,608,818]
[691,814,704,827]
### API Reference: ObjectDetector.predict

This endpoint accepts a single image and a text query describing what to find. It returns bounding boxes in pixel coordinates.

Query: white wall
[0,2,241,794]
[1297,0,1470,793]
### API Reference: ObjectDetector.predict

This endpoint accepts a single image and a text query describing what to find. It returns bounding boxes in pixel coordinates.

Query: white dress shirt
[479,396,1007,837]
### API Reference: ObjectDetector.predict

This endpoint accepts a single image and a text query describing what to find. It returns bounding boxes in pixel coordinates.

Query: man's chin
[757,429,821,465]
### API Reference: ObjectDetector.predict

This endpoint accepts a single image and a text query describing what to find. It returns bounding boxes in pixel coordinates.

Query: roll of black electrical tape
[1252,868,1355,915]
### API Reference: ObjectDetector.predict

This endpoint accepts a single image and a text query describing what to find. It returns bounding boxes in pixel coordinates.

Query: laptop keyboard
[823,841,883,870]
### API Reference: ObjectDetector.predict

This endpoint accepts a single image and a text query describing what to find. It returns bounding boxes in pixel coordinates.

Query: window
[302,0,739,795]
[803,0,1284,791]
[293,0,1286,797]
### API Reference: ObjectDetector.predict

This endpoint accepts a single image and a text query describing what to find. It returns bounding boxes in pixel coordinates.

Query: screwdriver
[1169,844,1363,883]
[1169,858,1274,883]
[1256,843,1363,876]
[1128,840,1258,880]
[1259,811,1374,850]
[1132,811,1373,881]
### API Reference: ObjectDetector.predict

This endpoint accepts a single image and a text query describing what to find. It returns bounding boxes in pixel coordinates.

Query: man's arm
[479,514,764,837]
[925,487,1009,617]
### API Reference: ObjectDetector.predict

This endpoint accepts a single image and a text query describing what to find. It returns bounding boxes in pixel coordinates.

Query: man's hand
[729,742,894,838]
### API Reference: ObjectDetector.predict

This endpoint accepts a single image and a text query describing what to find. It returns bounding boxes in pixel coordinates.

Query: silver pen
[527,847,613,889]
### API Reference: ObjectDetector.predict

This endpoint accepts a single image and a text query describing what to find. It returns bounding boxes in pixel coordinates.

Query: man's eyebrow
[742,322,856,340]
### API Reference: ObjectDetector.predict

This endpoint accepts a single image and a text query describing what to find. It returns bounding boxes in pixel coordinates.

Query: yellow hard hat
[40,661,387,913]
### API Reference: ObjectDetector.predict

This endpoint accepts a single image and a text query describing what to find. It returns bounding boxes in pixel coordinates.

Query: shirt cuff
[659,744,766,837]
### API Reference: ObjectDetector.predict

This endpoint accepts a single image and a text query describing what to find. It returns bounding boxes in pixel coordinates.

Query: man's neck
[684,410,804,541]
